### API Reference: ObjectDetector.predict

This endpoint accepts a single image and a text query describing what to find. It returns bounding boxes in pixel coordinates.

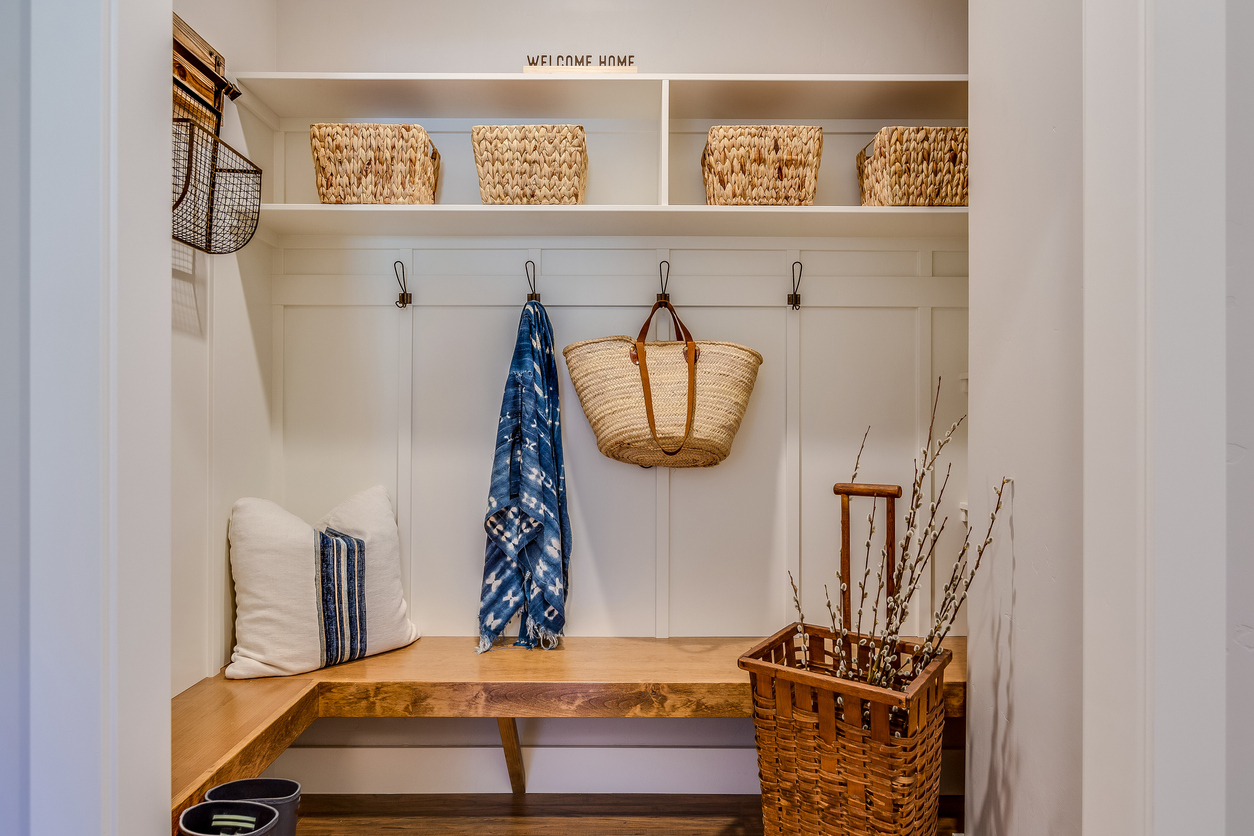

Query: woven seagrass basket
[563,301,763,468]
[471,124,588,205]
[857,126,968,206]
[310,123,440,204]
[739,623,950,836]
[701,125,823,205]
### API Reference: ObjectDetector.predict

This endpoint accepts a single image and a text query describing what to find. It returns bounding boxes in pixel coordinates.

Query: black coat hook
[657,260,670,302]
[395,261,412,308]
[526,260,541,302]
[788,261,803,309]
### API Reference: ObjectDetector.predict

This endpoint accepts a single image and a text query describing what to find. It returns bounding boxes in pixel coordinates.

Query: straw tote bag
[563,301,764,468]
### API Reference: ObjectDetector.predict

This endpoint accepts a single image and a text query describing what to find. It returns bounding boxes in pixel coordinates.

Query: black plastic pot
[178,800,278,835]
[205,778,300,836]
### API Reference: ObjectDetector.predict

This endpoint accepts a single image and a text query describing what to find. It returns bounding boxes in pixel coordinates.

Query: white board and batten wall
[265,239,970,639]
[169,0,970,799]
[227,236,971,795]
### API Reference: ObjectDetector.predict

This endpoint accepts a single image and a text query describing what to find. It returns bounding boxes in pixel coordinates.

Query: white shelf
[236,72,664,120]
[239,72,969,239]
[257,203,968,240]
[667,75,967,120]
[235,72,966,121]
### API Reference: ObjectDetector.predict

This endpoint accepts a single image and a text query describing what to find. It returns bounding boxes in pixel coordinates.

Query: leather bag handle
[633,300,697,457]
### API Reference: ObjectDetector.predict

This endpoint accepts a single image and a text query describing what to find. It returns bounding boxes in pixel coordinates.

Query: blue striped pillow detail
[316,528,368,667]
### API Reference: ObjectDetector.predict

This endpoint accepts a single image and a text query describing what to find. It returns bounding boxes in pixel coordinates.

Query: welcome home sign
[524,53,637,72]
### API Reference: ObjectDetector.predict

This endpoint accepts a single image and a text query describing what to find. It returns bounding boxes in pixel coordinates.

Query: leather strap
[633,300,697,457]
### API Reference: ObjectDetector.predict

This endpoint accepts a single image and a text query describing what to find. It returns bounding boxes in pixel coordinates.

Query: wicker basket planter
[857,126,968,206]
[310,123,440,205]
[471,124,588,205]
[701,126,823,205]
[739,622,951,836]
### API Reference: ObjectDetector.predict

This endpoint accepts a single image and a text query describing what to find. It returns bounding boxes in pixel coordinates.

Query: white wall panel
[411,304,660,638]
[171,239,276,689]
[425,129,480,206]
[797,307,920,626]
[801,248,921,278]
[171,246,211,694]
[282,306,400,523]
[269,244,969,644]
[542,248,659,277]
[284,131,319,204]
[411,305,533,636]
[0,0,25,820]
[415,247,530,277]
[265,745,760,794]
[258,238,965,793]
[668,307,789,636]
[209,243,276,672]
[932,250,970,278]
[548,306,659,637]
[170,0,283,687]
[1229,2,1254,829]
[929,306,970,635]
[668,248,784,277]
[283,248,401,276]
[971,0,1083,830]
[270,0,966,75]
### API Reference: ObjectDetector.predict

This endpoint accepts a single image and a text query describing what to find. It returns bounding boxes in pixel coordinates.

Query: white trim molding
[26,1,172,834]
[1083,1,1227,835]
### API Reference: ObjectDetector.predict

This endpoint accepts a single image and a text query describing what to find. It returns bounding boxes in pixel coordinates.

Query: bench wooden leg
[496,717,527,795]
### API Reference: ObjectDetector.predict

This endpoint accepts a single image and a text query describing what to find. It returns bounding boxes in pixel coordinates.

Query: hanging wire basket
[174,76,220,135]
[172,116,261,255]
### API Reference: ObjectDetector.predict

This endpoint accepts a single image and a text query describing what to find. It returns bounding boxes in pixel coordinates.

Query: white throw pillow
[226,485,419,679]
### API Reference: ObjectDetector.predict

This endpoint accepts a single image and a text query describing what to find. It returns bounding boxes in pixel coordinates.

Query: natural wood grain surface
[316,637,757,683]
[296,794,765,836]
[171,636,967,823]
[831,482,904,498]
[316,637,758,718]
[318,680,754,718]
[941,635,967,717]
[171,676,319,828]
[496,718,526,795]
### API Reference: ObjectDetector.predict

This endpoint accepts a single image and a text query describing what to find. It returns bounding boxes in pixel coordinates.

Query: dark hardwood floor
[297,794,964,835]
[297,794,765,835]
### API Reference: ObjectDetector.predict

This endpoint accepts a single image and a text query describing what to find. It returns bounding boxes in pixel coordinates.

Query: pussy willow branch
[913,477,1011,678]
[852,499,877,677]
[872,514,950,689]
[824,584,848,676]
[867,388,961,689]
[888,461,953,635]
[875,515,948,689]
[897,418,965,599]
[890,464,953,633]
[850,425,871,483]
[788,571,809,670]
[782,380,1006,697]
[865,543,888,682]
[896,384,943,568]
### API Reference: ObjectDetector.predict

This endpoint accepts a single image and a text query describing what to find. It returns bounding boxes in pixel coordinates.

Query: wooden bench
[172,635,967,830]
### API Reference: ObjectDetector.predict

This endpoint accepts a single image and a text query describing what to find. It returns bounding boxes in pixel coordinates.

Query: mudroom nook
[2,2,1240,836]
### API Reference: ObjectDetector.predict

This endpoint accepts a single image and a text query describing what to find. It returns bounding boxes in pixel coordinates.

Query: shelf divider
[658,80,670,206]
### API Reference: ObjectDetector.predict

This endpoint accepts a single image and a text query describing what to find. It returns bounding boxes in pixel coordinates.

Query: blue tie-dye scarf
[478,301,571,652]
